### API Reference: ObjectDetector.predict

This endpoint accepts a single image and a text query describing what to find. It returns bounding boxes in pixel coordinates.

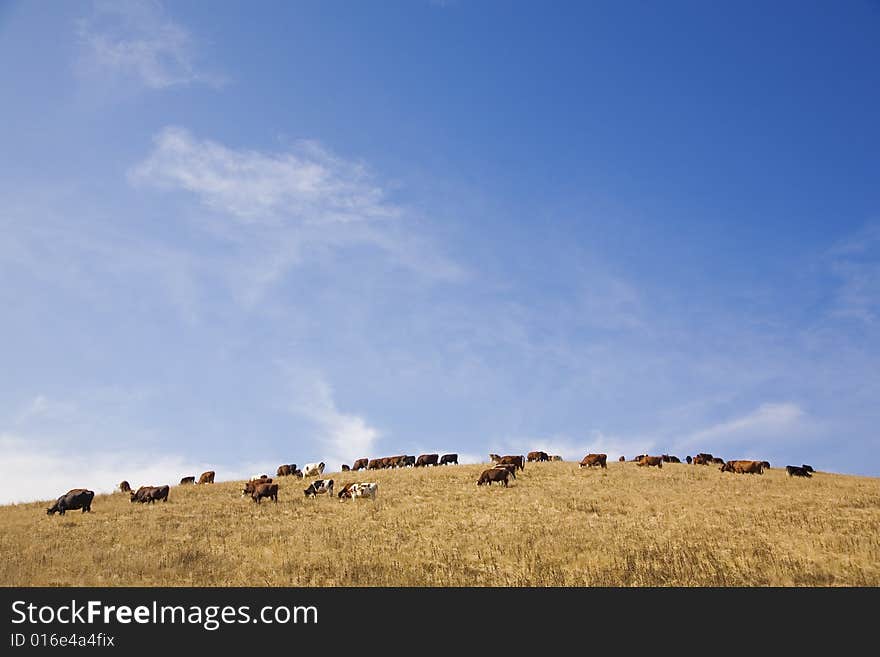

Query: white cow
[302,462,325,477]
[351,482,379,500]
[303,478,334,498]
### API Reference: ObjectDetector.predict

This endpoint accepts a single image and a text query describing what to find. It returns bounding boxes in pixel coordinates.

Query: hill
[1,461,879,586]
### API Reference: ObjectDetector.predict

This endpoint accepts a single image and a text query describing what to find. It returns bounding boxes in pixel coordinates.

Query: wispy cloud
[130,126,465,305]
[282,369,381,469]
[827,224,880,325]
[76,0,225,90]
[683,402,805,448]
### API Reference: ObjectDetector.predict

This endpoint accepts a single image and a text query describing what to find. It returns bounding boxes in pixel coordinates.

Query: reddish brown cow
[527,451,550,462]
[720,460,764,475]
[250,483,278,504]
[637,456,663,468]
[198,471,215,484]
[492,463,518,479]
[415,454,439,467]
[477,468,511,487]
[489,454,525,471]
[352,458,369,471]
[579,453,607,469]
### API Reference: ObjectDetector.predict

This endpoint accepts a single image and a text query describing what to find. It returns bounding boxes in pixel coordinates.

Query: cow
[527,451,550,462]
[439,453,459,465]
[250,474,270,481]
[711,457,725,465]
[241,479,273,497]
[292,468,304,478]
[720,460,764,475]
[415,453,439,467]
[693,453,713,465]
[619,456,626,462]
[198,471,215,484]
[760,461,771,470]
[303,462,325,477]
[47,489,94,516]
[631,454,647,462]
[350,482,379,500]
[276,464,297,477]
[131,485,170,503]
[304,479,334,498]
[492,463,517,479]
[685,455,693,464]
[337,482,358,499]
[250,482,278,504]
[786,465,812,478]
[637,456,663,468]
[802,464,815,473]
[477,468,511,487]
[118,480,131,493]
[661,455,681,463]
[579,453,608,469]
[403,455,416,467]
[550,455,563,461]
[489,454,525,471]
[341,464,351,471]
[179,476,196,485]
[352,458,370,471]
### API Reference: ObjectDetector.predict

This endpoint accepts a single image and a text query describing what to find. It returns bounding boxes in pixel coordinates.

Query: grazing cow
[47,489,94,516]
[490,454,525,471]
[352,458,369,471]
[130,485,170,504]
[118,480,131,493]
[179,476,196,485]
[550,455,563,461]
[619,456,626,462]
[527,451,550,462]
[802,464,815,473]
[661,455,681,463]
[240,479,272,497]
[403,455,416,467]
[439,453,459,465]
[760,461,771,470]
[711,457,725,465]
[720,460,764,475]
[579,453,608,469]
[350,482,379,500]
[341,464,351,471]
[198,471,215,484]
[477,468,511,487]
[303,479,334,498]
[685,456,693,464]
[415,453,439,467]
[277,464,297,477]
[637,456,663,468]
[786,465,812,478]
[337,482,358,499]
[693,453,713,465]
[492,463,517,479]
[250,482,278,504]
[631,454,647,462]
[368,458,383,470]
[303,462,326,477]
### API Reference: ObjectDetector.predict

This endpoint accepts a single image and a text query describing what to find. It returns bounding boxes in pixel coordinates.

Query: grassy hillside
[2,461,879,586]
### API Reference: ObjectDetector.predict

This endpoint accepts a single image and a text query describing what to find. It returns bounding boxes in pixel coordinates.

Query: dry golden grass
[1,462,879,586]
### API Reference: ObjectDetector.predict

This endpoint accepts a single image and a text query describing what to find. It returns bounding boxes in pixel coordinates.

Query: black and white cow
[303,478,334,498]
[302,462,325,477]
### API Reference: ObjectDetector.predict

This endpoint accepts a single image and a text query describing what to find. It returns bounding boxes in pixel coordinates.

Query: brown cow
[352,458,369,471]
[47,489,94,515]
[760,461,771,470]
[489,454,525,471]
[250,482,278,504]
[492,463,518,479]
[693,453,713,465]
[118,480,131,493]
[341,464,351,471]
[637,456,663,468]
[130,485,169,503]
[337,482,358,499]
[661,455,681,463]
[276,464,297,477]
[720,460,764,475]
[477,468,511,487]
[367,458,383,470]
[619,456,626,462]
[527,451,550,462]
[198,471,215,484]
[179,476,196,485]
[579,453,607,469]
[415,453,439,467]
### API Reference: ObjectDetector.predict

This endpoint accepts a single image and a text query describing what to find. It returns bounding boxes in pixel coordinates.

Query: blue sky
[1,0,879,503]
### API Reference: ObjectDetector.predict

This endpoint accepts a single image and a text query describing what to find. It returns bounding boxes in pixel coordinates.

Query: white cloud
[283,370,381,469]
[0,433,216,505]
[76,0,224,90]
[682,402,805,448]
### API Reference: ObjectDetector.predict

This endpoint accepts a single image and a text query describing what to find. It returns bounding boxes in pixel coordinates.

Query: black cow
[130,485,170,504]
[47,489,94,516]
[786,465,812,478]
[439,453,458,465]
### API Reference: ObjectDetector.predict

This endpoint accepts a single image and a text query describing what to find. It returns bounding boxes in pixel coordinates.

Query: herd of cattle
[43,449,817,515]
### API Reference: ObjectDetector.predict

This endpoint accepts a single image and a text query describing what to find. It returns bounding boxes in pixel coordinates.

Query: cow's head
[720,463,733,473]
